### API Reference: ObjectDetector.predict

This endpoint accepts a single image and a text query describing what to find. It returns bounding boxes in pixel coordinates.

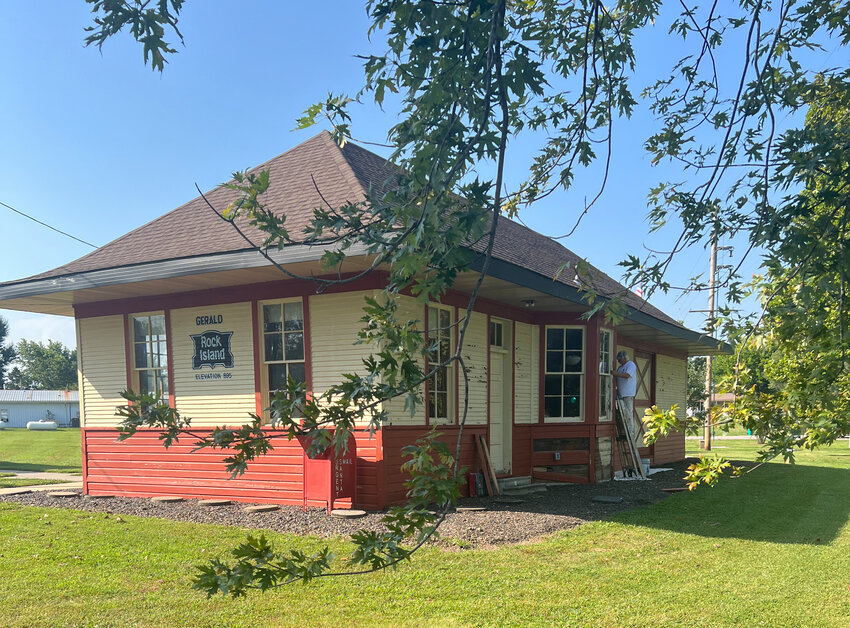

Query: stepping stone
[330,509,367,519]
[198,499,232,507]
[592,495,624,504]
[48,491,79,498]
[152,496,184,503]
[4,488,32,495]
[495,497,525,504]
[243,504,279,513]
[456,506,486,512]
[661,487,689,493]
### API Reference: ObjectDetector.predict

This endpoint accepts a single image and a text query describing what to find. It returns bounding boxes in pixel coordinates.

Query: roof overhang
[0,242,373,316]
[467,256,730,356]
[0,243,729,356]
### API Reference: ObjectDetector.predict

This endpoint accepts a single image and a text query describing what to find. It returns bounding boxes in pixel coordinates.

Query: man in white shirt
[613,350,640,448]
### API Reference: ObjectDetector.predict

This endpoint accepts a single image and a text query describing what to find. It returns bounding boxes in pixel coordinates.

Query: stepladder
[616,397,647,480]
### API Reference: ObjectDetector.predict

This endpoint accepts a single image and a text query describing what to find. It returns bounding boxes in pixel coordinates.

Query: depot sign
[190,330,235,370]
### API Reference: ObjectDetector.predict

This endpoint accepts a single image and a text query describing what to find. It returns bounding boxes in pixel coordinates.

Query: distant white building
[0,390,80,428]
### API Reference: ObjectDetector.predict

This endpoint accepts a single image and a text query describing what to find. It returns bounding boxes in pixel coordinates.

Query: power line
[0,200,98,249]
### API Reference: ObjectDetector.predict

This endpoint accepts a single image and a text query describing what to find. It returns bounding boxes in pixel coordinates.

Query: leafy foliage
[686,357,707,415]
[0,315,15,389]
[84,0,184,72]
[6,340,77,390]
[683,454,744,491]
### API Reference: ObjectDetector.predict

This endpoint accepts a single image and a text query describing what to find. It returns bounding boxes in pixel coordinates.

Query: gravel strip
[0,460,696,549]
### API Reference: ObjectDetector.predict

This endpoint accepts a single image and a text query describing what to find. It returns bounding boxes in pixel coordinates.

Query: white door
[489,320,513,473]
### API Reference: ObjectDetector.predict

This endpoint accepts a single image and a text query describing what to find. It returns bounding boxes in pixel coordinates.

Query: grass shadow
[0,462,82,474]
[617,459,850,546]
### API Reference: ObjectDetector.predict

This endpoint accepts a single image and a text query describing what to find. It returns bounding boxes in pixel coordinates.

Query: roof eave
[0,242,730,356]
[0,242,372,309]
[471,256,731,356]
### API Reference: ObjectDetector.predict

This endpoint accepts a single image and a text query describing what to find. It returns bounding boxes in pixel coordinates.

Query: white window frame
[427,304,454,425]
[543,325,585,423]
[259,299,307,422]
[130,311,169,404]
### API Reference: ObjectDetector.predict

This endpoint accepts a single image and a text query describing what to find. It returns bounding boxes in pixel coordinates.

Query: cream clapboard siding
[382,294,426,426]
[655,354,686,420]
[78,315,127,427]
[514,321,539,424]
[461,311,488,425]
[310,291,381,428]
[171,303,256,426]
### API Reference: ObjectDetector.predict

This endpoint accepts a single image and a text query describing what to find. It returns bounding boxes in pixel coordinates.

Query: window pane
[268,363,287,391]
[564,395,580,418]
[564,375,581,395]
[435,366,447,391]
[139,370,155,396]
[439,336,451,362]
[264,333,283,361]
[544,397,561,418]
[546,350,563,373]
[155,341,168,368]
[599,376,612,418]
[134,342,149,369]
[285,331,304,361]
[564,352,582,373]
[288,362,306,384]
[284,302,303,331]
[133,316,150,343]
[566,329,583,350]
[546,328,564,350]
[436,391,447,418]
[150,315,166,336]
[158,372,169,397]
[439,309,450,329]
[263,305,282,332]
[490,322,503,347]
[544,374,562,396]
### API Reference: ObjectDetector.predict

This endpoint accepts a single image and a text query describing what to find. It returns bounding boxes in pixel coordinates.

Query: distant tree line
[0,315,77,390]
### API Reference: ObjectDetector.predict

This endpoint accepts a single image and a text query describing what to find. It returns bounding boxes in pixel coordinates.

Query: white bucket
[641,458,651,475]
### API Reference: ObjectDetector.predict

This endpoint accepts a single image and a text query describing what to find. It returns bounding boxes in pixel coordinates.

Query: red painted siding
[512,425,533,476]
[83,427,383,509]
[380,425,487,505]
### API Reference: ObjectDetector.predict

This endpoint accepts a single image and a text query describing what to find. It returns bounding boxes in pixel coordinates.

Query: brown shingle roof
[12,131,681,328]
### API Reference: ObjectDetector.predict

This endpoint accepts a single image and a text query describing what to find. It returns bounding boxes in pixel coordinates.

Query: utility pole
[702,235,718,451]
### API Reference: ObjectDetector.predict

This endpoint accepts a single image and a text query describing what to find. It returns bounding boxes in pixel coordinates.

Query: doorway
[489,319,513,473]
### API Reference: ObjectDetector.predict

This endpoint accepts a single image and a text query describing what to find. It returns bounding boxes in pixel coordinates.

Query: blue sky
[0,1,749,349]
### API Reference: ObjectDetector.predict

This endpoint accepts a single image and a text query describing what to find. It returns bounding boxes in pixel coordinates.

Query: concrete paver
[0,470,84,495]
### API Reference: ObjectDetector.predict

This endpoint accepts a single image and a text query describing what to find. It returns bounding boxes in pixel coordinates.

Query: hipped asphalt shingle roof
[11,131,683,329]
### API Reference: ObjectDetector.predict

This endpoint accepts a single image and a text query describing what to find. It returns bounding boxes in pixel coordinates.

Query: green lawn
[0,441,848,627]
[0,428,82,473]
[0,477,73,488]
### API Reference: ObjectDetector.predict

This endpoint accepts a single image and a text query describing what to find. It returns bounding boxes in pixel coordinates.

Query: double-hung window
[544,326,584,420]
[131,313,169,403]
[598,329,613,421]
[427,305,453,424]
[261,300,306,419]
